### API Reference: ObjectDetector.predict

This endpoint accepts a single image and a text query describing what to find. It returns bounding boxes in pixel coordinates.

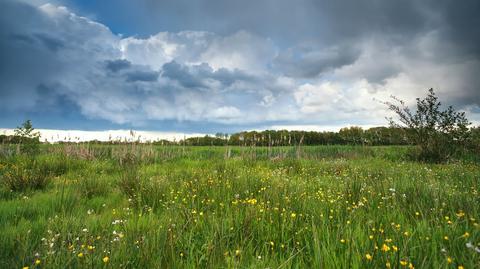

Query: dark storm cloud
[273,45,361,78]
[125,70,159,82]
[105,59,131,72]
[161,61,253,89]
[1,0,479,130]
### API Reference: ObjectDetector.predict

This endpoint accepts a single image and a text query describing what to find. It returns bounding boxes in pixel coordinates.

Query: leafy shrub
[0,159,51,191]
[384,88,471,162]
[14,120,41,156]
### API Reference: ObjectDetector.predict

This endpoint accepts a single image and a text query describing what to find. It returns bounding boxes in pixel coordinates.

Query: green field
[0,145,478,268]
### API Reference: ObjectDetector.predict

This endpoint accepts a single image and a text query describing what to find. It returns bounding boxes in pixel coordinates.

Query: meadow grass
[0,145,478,268]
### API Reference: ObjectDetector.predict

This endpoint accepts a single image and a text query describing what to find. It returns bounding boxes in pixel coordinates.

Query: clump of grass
[77,174,110,198]
[0,158,51,192]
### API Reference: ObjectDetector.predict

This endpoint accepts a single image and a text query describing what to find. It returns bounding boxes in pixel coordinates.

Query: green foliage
[0,147,479,268]
[0,158,51,191]
[13,120,41,155]
[385,88,471,162]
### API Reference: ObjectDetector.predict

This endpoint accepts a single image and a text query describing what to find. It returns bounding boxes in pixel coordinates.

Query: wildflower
[381,244,391,252]
[77,252,84,258]
[456,211,465,218]
[408,263,414,269]
[340,239,346,243]
[35,259,41,265]
[235,249,241,256]
[392,245,398,252]
[458,266,464,269]
[403,231,409,236]
[400,260,408,266]
[447,257,453,264]
[102,256,109,263]
[365,253,373,261]
[23,267,29,269]
[415,212,420,216]
[462,232,470,238]
[369,235,374,240]
[386,262,391,268]
[291,212,296,218]
[444,236,449,241]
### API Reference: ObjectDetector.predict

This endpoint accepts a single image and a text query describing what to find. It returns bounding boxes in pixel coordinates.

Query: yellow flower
[403,231,409,236]
[458,266,464,269]
[386,262,391,268]
[392,245,398,252]
[35,259,41,265]
[462,232,470,238]
[77,252,84,258]
[369,235,374,240]
[235,249,241,256]
[444,236,449,241]
[340,239,346,243]
[400,260,408,266]
[365,253,373,261]
[415,212,420,216]
[87,245,95,251]
[291,213,296,218]
[381,244,391,252]
[102,256,109,263]
[408,263,414,269]
[447,257,453,264]
[22,267,29,269]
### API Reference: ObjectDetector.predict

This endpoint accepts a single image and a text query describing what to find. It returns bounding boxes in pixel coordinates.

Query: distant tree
[14,120,41,155]
[384,88,471,162]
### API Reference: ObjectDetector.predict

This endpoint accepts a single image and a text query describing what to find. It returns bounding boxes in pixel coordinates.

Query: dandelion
[447,257,453,264]
[235,249,241,256]
[369,235,374,240]
[408,263,414,269]
[35,259,40,265]
[386,262,391,268]
[444,236,449,241]
[365,253,372,261]
[458,266,464,269]
[400,260,408,266]
[77,252,84,258]
[340,239,346,243]
[381,244,391,252]
[22,267,29,269]
[102,256,109,263]
[290,212,296,218]
[462,232,470,238]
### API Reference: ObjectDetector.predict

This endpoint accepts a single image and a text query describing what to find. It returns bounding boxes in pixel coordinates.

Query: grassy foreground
[0,145,478,268]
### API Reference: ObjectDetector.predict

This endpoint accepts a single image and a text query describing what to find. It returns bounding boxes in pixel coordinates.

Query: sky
[1,0,479,138]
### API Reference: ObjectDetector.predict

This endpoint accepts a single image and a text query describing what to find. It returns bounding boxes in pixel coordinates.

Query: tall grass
[0,145,478,268]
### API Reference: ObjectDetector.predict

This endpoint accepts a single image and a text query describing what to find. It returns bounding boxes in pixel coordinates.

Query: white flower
[466,242,474,249]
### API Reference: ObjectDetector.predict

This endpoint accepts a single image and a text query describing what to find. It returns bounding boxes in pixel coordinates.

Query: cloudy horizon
[1,0,479,137]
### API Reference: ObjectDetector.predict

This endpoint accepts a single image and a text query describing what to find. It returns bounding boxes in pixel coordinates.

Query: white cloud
[1,1,479,131]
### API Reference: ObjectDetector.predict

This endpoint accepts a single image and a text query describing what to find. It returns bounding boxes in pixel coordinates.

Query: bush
[0,159,51,191]
[384,88,471,162]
